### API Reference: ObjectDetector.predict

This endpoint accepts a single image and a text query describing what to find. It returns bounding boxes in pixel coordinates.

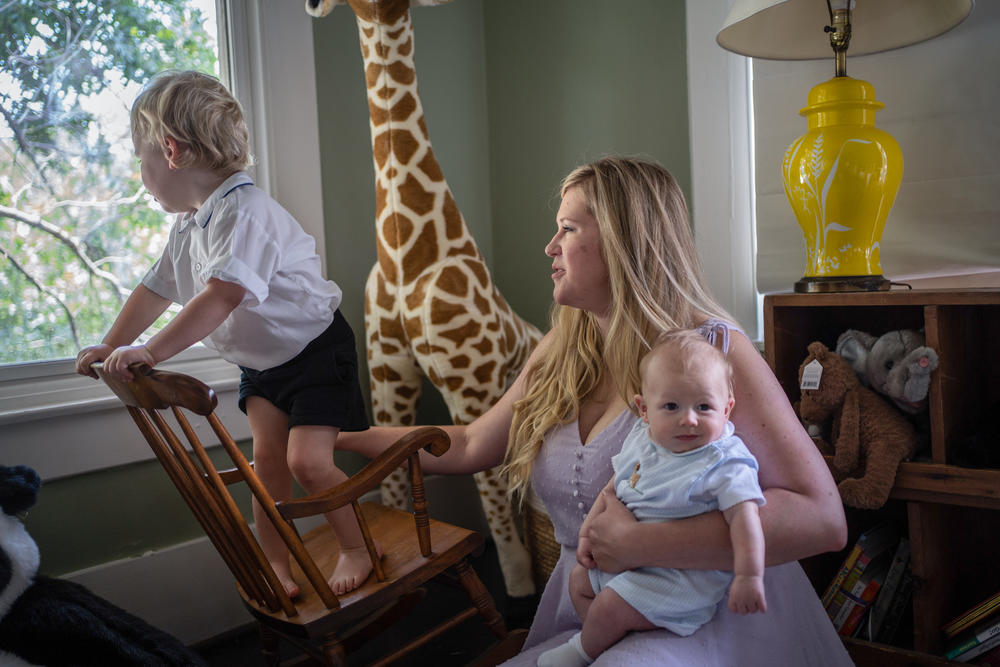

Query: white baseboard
[64,534,251,646]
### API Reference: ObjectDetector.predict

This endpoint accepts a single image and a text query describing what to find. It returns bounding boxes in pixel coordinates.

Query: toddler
[76,70,372,597]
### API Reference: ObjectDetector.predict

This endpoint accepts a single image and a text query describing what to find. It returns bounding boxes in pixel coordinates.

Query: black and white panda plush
[0,465,207,666]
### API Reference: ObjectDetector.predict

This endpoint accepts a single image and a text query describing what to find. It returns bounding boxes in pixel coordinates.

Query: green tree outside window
[1,0,218,364]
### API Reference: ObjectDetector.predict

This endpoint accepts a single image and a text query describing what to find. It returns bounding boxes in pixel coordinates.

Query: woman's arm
[337,329,556,475]
[586,331,846,572]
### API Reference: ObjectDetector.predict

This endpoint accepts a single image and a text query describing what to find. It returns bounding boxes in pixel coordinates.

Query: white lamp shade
[717,0,974,60]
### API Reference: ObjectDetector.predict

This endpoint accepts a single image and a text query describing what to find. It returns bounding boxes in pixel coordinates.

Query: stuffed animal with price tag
[796,341,918,510]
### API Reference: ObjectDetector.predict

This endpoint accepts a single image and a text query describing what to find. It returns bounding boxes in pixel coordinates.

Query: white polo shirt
[142,172,341,370]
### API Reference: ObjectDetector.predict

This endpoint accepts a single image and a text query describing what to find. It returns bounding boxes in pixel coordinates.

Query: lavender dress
[502,322,853,666]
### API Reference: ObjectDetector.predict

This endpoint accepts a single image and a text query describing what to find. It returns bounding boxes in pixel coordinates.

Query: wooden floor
[194,540,538,666]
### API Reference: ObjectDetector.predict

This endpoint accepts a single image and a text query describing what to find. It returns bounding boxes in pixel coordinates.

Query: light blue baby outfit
[587,419,765,636]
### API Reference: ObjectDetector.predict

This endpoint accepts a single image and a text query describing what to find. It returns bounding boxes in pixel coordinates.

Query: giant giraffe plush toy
[305,0,542,599]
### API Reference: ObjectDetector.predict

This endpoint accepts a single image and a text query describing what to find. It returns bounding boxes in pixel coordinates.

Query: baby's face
[635,352,734,453]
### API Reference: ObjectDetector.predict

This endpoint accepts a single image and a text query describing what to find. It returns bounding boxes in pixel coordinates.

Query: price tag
[800,359,823,391]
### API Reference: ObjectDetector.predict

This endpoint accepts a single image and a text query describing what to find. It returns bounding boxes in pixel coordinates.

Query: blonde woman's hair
[503,156,735,502]
[639,329,734,400]
[130,70,252,173]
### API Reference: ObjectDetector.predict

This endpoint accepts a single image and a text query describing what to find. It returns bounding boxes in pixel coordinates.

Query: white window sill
[0,349,249,481]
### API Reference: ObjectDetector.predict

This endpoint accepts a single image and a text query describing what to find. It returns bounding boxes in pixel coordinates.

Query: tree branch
[0,203,127,304]
[0,243,80,348]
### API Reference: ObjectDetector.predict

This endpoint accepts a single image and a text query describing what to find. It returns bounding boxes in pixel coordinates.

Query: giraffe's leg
[368,349,422,510]
[473,467,536,598]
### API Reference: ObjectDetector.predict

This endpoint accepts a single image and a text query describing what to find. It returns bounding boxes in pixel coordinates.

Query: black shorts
[238,311,369,431]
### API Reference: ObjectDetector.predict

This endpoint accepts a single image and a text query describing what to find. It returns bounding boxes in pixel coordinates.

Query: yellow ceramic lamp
[782,76,902,292]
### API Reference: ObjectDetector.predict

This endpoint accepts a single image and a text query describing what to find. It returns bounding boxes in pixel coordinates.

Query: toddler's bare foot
[329,542,382,595]
[269,561,300,599]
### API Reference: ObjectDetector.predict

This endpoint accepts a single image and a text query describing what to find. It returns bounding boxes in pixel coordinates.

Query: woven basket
[523,502,560,592]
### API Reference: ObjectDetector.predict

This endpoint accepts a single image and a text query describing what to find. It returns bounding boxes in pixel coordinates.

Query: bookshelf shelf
[765,289,1000,665]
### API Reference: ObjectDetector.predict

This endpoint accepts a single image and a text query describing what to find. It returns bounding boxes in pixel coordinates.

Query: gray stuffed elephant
[835,329,939,415]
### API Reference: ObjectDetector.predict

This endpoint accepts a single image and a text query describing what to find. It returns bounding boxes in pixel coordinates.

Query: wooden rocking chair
[96,362,524,665]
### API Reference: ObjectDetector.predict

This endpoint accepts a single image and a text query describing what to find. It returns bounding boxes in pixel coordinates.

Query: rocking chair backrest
[96,363,326,616]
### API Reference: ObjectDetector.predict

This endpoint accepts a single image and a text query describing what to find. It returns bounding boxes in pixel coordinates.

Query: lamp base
[794,275,891,293]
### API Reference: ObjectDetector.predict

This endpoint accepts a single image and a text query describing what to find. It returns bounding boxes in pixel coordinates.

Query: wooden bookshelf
[764,289,1000,664]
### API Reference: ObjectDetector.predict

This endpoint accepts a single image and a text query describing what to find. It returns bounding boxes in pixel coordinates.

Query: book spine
[822,543,863,609]
[840,579,881,637]
[875,570,913,644]
[832,575,868,630]
[955,630,1000,663]
[867,538,909,640]
[944,591,1000,637]
[947,619,1000,660]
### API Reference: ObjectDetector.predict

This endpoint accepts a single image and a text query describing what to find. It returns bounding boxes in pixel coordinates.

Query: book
[875,567,913,644]
[824,522,898,622]
[955,630,1000,663]
[822,541,864,610]
[862,536,911,641]
[834,553,890,636]
[969,640,1000,666]
[945,589,1000,639]
[946,615,1000,661]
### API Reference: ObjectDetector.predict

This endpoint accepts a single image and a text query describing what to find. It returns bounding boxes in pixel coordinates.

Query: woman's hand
[584,485,639,574]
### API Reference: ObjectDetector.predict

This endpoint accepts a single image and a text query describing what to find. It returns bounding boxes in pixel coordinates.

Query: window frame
[0,0,325,479]
[686,0,761,342]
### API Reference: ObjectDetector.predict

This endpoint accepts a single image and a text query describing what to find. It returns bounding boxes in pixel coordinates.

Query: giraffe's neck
[355,9,478,286]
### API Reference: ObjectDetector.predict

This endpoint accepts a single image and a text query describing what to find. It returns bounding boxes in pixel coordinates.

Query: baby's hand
[103,345,156,382]
[728,575,766,614]
[576,535,597,569]
[76,344,114,378]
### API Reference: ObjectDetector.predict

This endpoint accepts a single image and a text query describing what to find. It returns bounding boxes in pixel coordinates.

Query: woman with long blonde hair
[340,157,851,665]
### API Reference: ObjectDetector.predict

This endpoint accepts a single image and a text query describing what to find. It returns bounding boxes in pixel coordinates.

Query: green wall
[28,0,690,577]
[482,1,691,328]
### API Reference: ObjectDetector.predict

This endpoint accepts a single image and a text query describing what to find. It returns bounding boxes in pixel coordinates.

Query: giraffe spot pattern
[428,297,465,325]
[443,191,463,240]
[462,387,489,402]
[451,354,470,369]
[413,342,448,355]
[387,61,415,86]
[472,337,493,356]
[473,361,497,385]
[436,265,468,296]
[390,91,417,121]
[439,320,481,347]
[381,211,413,250]
[418,152,443,182]
[473,290,491,315]
[402,224,438,284]
[464,258,489,287]
[399,172,435,215]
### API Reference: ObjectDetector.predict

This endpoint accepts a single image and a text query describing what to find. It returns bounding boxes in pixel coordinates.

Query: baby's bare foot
[329,542,382,595]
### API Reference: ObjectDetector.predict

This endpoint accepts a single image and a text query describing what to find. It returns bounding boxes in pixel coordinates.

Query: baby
[539,329,766,667]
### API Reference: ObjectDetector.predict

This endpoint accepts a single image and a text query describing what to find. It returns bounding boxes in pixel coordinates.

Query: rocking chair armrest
[276,426,451,520]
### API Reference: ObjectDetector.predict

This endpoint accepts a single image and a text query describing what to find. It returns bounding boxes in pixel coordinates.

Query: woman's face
[545,186,611,316]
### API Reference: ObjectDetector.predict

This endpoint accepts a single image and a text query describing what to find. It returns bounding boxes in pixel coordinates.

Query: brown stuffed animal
[797,341,917,510]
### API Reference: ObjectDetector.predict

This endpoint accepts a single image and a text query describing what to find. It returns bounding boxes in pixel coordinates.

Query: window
[1,0,220,365]
[0,1,324,479]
